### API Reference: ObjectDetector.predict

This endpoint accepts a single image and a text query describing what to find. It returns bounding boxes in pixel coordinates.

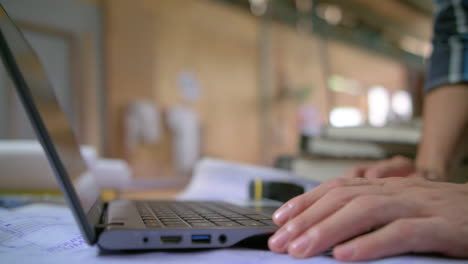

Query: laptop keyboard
[136,201,275,229]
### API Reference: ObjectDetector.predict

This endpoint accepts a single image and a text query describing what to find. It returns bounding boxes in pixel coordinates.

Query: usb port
[160,235,182,244]
[191,235,211,244]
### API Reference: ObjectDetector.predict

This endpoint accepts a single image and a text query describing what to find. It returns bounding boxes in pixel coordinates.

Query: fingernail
[290,229,320,258]
[269,229,289,251]
[289,235,311,257]
[273,203,293,224]
[335,244,355,260]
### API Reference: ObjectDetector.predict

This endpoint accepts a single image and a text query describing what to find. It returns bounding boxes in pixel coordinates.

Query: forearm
[416,84,468,181]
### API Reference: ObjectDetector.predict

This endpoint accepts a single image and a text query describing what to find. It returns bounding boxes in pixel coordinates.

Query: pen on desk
[249,179,305,203]
[254,178,263,201]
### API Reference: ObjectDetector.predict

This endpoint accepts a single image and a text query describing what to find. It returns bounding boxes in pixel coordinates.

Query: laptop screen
[0,5,101,243]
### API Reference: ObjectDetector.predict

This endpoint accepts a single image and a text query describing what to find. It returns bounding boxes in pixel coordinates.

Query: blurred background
[0,0,439,189]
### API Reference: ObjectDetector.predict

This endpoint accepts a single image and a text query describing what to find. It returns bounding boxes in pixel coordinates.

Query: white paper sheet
[0,204,91,262]
[177,158,319,201]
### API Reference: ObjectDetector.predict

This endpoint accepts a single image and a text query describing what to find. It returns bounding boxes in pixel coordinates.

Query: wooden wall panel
[328,40,407,91]
[268,24,329,161]
[150,0,262,164]
[104,0,410,176]
[105,0,264,177]
[105,0,156,158]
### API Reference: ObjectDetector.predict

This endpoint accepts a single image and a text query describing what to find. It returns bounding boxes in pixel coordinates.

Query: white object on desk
[92,159,131,189]
[0,140,96,190]
[178,158,318,201]
[0,140,131,190]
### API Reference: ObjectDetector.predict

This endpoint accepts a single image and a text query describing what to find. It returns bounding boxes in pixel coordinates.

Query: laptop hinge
[95,222,125,233]
[94,224,107,233]
[94,202,109,234]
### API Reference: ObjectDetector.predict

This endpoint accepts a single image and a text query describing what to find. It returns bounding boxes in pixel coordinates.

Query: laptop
[0,4,277,251]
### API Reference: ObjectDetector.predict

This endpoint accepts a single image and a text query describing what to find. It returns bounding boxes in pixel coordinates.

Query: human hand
[342,156,443,181]
[268,177,468,261]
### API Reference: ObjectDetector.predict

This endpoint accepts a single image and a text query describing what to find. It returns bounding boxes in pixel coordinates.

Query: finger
[272,177,374,226]
[341,163,374,178]
[333,217,450,261]
[287,195,414,258]
[269,184,391,254]
[365,156,415,179]
[381,176,433,191]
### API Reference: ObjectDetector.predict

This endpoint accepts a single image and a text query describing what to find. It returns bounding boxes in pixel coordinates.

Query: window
[368,85,390,127]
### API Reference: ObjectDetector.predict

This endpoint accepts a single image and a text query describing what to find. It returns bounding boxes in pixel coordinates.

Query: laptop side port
[191,235,211,244]
[160,235,182,244]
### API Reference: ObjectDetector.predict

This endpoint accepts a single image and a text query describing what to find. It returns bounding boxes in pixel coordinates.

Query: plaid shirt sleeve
[425,0,468,93]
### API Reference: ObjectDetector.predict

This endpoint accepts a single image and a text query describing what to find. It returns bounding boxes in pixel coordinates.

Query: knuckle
[308,227,324,242]
[327,187,352,201]
[394,179,422,189]
[352,195,384,211]
[327,178,347,189]
[392,155,412,165]
[285,197,302,211]
[328,186,346,196]
[287,195,301,205]
[285,218,307,234]
[287,194,312,212]
[365,167,383,178]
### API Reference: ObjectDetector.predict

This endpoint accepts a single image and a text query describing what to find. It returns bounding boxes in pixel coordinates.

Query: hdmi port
[160,235,182,244]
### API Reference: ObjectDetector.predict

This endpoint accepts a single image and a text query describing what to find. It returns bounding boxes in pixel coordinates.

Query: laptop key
[190,222,216,227]
[215,221,241,227]
[260,220,276,226]
[206,216,226,220]
[182,217,204,220]
[164,223,190,228]
[236,220,265,226]
[245,214,271,220]
[162,221,184,224]
[186,219,210,223]
[230,217,249,220]
[210,218,233,222]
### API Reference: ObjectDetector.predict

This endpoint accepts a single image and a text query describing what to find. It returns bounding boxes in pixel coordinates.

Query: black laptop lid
[0,4,102,244]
